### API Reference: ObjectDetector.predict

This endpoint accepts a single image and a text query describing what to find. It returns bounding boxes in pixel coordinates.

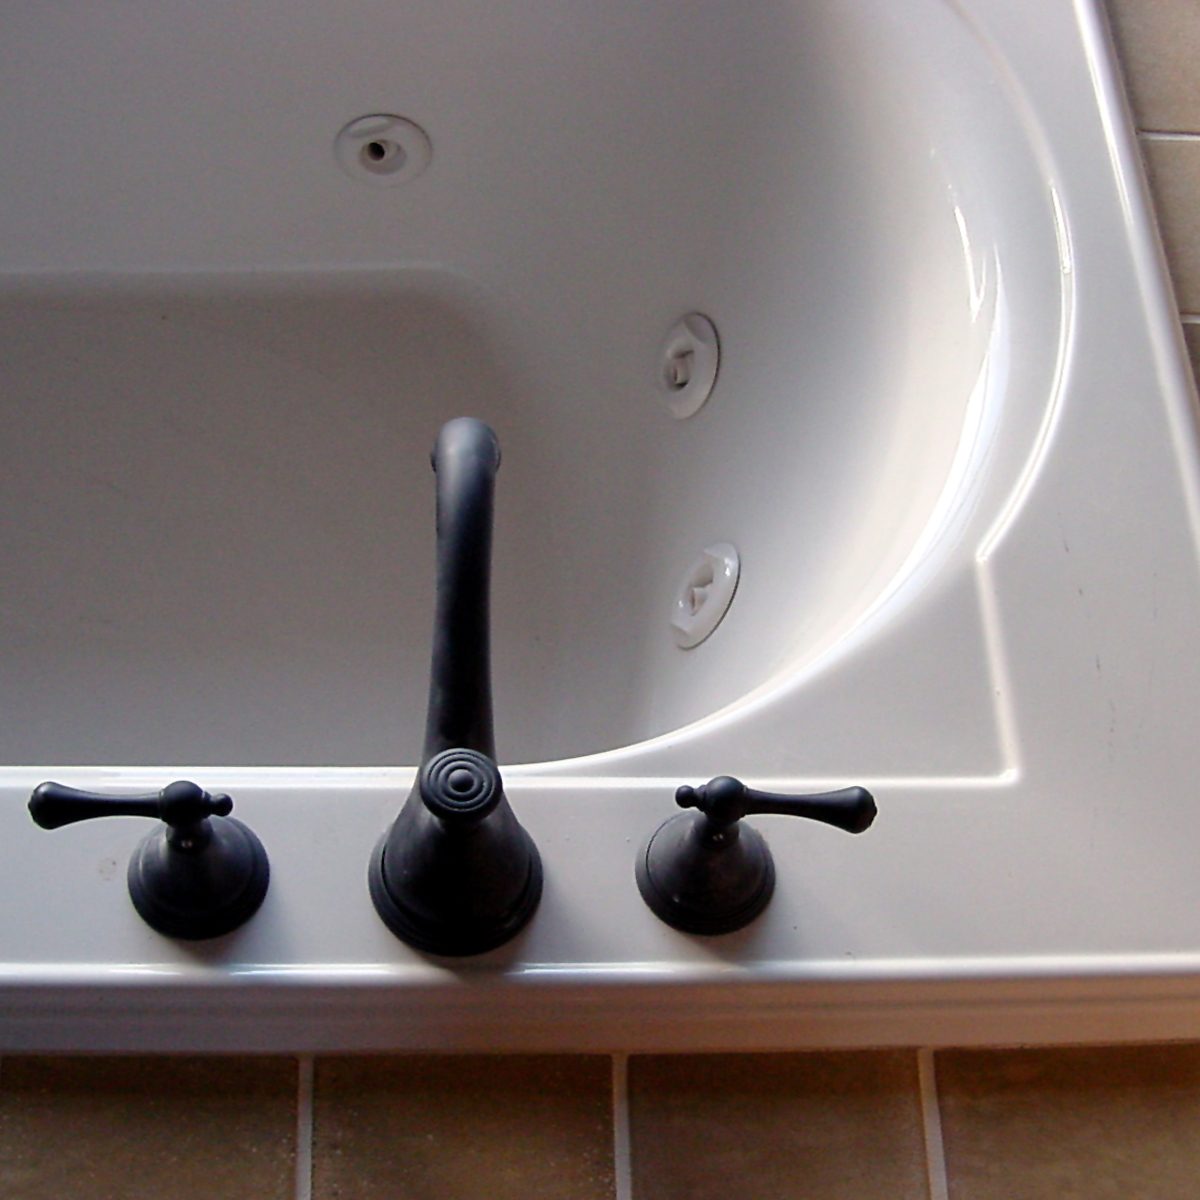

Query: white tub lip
[1076,0,1200,542]
[6,949,1200,991]
[0,763,1021,792]
[4,956,1200,1053]
[0,759,1193,1054]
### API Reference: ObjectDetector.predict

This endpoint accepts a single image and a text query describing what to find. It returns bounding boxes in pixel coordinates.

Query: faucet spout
[423,417,500,762]
[368,418,543,956]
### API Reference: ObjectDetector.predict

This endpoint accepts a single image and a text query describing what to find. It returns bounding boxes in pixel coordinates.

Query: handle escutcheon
[638,775,877,935]
[28,780,269,940]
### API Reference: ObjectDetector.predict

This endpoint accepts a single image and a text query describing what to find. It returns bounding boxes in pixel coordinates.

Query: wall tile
[0,1056,296,1200]
[628,1051,928,1200]
[1142,138,1200,314]
[1183,322,1200,387]
[937,1044,1200,1200]
[1104,1,1200,133]
[313,1055,614,1200]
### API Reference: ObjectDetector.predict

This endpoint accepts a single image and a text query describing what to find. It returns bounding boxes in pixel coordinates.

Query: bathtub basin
[2,0,1200,1050]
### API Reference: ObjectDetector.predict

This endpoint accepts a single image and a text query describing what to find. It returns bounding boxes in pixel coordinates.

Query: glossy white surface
[0,0,1058,768]
[3,0,1200,1049]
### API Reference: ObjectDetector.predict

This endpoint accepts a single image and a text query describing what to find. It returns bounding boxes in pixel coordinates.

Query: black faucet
[368,418,543,955]
[636,776,876,935]
[28,780,270,939]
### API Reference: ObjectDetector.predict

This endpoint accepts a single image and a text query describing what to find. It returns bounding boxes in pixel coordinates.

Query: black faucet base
[130,815,271,941]
[368,827,543,957]
[636,810,775,936]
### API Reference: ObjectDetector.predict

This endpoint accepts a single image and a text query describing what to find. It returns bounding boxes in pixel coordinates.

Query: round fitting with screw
[658,313,720,419]
[671,542,740,649]
[335,114,432,186]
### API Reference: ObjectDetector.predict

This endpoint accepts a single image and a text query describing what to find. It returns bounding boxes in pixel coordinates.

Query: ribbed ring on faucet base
[367,828,543,957]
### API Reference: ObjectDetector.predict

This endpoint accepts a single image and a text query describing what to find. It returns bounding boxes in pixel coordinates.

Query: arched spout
[368,416,542,956]
[423,417,500,763]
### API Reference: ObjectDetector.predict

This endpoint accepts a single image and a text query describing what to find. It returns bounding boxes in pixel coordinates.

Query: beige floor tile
[313,1054,614,1200]
[937,1044,1200,1200]
[0,1056,297,1200]
[628,1050,928,1200]
[1104,1,1200,133]
[1142,138,1200,313]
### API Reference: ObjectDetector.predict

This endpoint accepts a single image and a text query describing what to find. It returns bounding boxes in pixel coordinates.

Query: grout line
[612,1054,634,1200]
[295,1055,315,1200]
[917,1049,950,1200]
[1139,131,1200,143]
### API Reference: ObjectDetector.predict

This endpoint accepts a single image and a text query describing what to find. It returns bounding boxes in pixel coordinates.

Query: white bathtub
[3,0,1200,1050]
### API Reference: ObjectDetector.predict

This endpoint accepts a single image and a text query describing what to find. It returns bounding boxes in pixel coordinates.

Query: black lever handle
[637,775,877,935]
[30,780,232,836]
[28,780,269,940]
[676,776,877,836]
